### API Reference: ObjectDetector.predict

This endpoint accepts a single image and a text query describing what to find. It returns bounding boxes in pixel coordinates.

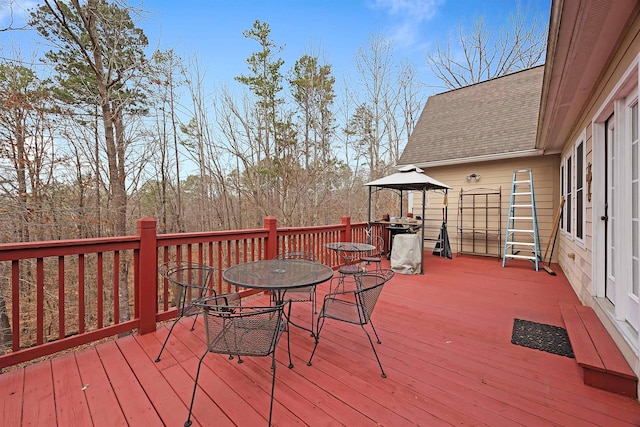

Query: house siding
[412,155,560,261]
[555,12,640,394]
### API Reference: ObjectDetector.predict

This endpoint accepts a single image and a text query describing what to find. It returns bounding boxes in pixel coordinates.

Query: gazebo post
[421,186,426,274]
[368,186,372,227]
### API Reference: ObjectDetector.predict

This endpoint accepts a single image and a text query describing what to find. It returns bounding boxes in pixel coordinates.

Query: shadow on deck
[2,254,640,426]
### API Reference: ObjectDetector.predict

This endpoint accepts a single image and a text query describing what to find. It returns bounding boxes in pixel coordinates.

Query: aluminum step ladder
[502,169,542,271]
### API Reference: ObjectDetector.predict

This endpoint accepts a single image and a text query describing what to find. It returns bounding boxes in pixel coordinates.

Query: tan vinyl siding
[411,155,560,260]
[557,15,640,299]
[552,9,640,389]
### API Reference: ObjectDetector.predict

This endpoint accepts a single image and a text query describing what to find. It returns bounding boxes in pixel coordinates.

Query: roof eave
[397,148,546,169]
[537,0,639,152]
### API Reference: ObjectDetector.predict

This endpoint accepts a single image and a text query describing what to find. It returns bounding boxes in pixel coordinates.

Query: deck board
[75,347,128,427]
[22,362,56,425]
[2,254,640,426]
[117,335,190,427]
[96,340,164,426]
[51,352,93,426]
[1,367,23,425]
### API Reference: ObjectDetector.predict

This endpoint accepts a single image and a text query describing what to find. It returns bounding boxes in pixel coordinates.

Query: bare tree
[146,49,185,233]
[30,0,150,322]
[0,0,29,32]
[235,20,287,218]
[427,1,547,90]
[0,61,56,242]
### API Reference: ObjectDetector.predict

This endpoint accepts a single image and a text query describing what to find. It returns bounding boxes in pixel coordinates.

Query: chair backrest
[275,250,318,262]
[365,235,384,257]
[337,243,360,264]
[356,274,388,322]
[199,302,287,357]
[159,260,215,315]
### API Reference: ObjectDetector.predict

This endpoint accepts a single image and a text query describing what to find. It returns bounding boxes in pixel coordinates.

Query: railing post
[138,216,157,334]
[264,216,278,259]
[341,216,351,242]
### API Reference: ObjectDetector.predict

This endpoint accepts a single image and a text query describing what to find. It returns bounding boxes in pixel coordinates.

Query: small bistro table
[324,242,376,280]
[324,242,376,264]
[324,241,375,253]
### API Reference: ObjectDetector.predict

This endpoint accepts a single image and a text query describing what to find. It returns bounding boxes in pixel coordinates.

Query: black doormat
[511,318,575,358]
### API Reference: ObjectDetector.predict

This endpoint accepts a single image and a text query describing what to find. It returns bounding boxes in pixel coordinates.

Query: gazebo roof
[364,165,451,191]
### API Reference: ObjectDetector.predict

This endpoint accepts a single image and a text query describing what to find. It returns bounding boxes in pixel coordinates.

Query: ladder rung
[504,254,537,260]
[504,169,539,269]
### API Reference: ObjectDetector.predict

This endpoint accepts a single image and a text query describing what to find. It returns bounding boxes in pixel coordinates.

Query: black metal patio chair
[184,300,290,427]
[274,250,319,334]
[155,260,240,362]
[360,235,385,273]
[334,243,365,290]
[307,272,390,378]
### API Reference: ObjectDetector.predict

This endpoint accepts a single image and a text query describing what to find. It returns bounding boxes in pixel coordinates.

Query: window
[561,152,573,235]
[631,102,639,297]
[560,164,565,230]
[560,136,586,240]
[576,137,585,242]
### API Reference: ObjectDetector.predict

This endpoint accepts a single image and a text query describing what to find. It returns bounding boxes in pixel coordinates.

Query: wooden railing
[0,215,382,370]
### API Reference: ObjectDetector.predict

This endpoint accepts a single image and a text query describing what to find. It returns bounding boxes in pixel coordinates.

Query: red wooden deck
[2,254,640,426]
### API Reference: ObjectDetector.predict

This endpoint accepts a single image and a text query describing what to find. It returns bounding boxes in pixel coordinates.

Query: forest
[0,0,547,243]
[0,1,423,246]
[0,0,547,356]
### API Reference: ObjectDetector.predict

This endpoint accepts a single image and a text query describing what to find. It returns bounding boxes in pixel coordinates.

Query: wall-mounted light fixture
[586,162,592,202]
[466,173,480,181]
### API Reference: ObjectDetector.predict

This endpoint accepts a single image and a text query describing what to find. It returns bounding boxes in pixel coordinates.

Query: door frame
[592,56,639,338]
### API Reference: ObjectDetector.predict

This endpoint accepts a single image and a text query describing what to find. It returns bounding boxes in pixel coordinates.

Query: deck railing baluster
[58,256,65,340]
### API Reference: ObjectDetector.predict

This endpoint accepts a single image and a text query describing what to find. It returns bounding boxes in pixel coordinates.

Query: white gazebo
[364,165,451,273]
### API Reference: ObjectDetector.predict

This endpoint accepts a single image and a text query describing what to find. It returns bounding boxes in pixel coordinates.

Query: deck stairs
[559,303,637,397]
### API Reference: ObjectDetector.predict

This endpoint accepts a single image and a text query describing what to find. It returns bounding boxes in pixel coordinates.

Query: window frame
[575,131,586,246]
[561,150,573,239]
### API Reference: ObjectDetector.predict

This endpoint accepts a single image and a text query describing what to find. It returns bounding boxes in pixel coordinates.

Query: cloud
[370,0,444,48]
[373,0,441,22]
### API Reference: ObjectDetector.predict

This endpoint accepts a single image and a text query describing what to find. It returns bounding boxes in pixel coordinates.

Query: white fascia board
[401,148,546,169]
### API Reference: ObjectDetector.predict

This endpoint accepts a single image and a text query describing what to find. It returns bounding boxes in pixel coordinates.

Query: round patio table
[324,242,376,279]
[324,242,376,253]
[222,259,334,305]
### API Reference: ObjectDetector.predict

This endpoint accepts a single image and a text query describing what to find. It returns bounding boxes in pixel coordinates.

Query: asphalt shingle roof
[398,65,544,166]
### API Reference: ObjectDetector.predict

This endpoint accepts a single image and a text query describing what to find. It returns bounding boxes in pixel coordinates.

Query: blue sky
[1,0,551,96]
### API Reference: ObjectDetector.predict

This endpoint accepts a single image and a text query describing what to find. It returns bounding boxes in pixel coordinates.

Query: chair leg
[360,324,386,378]
[184,348,209,427]
[189,313,199,331]
[268,352,277,426]
[155,317,181,362]
[307,317,326,366]
[310,292,316,337]
[312,290,317,314]
[369,319,382,344]
[286,303,293,369]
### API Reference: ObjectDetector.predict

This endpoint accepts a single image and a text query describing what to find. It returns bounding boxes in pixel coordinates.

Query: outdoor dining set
[156,240,394,427]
